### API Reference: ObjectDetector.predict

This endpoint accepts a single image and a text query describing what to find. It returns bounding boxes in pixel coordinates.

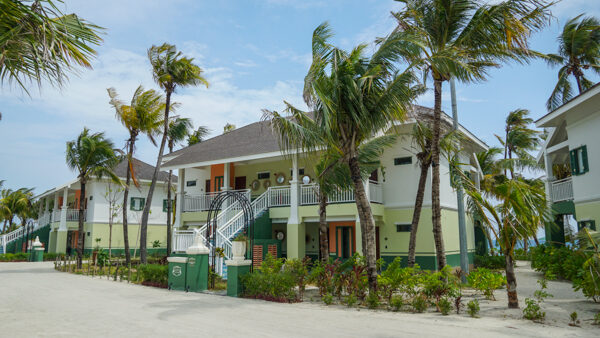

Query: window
[186,180,197,187]
[396,223,412,232]
[290,168,305,177]
[570,145,589,175]
[578,220,596,231]
[257,171,270,180]
[130,197,145,211]
[163,199,173,212]
[394,156,412,166]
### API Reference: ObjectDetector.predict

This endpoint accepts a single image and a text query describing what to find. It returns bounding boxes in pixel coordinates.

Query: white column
[223,162,231,191]
[44,198,49,213]
[38,198,44,221]
[59,187,68,231]
[175,168,185,228]
[544,151,554,202]
[363,179,371,203]
[288,154,300,225]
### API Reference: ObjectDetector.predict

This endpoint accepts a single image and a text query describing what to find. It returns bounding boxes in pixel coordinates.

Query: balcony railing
[551,177,574,203]
[183,189,251,212]
[268,186,291,207]
[49,208,86,223]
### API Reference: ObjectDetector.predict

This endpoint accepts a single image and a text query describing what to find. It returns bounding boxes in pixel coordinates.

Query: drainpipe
[451,78,469,282]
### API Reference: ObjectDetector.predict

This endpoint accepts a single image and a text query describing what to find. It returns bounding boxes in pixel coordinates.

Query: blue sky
[1,0,599,195]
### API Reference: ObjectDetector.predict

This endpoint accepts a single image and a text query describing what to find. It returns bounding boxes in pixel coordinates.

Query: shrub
[467,299,480,318]
[345,293,357,307]
[0,253,29,262]
[569,311,580,326]
[241,254,297,302]
[43,252,58,261]
[308,259,339,296]
[323,293,333,305]
[389,295,403,311]
[412,295,428,313]
[454,295,462,314]
[421,265,459,310]
[138,264,168,287]
[474,254,505,270]
[523,298,544,322]
[366,291,380,309]
[96,250,109,267]
[467,268,506,300]
[594,313,600,325]
[284,257,310,300]
[438,297,452,315]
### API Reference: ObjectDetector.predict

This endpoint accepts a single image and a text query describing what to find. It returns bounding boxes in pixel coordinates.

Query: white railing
[551,177,574,202]
[52,210,61,223]
[268,186,291,207]
[0,219,47,253]
[172,229,199,253]
[183,189,251,212]
[66,209,85,222]
[37,212,51,226]
[300,184,319,205]
[369,180,384,204]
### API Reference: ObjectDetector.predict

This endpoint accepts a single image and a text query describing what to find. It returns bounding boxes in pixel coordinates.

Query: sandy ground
[0,261,597,338]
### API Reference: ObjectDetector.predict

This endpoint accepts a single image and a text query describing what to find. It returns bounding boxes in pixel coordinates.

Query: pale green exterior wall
[575,199,600,225]
[233,158,316,196]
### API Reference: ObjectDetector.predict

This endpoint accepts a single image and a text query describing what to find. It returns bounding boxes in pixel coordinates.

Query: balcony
[550,177,574,203]
[183,189,251,212]
[48,209,87,223]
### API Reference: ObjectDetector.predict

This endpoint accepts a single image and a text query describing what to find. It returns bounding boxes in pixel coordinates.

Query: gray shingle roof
[113,158,176,183]
[163,105,486,168]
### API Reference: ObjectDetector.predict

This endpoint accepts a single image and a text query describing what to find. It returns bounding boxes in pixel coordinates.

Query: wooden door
[234,176,246,190]
[375,227,380,260]
[214,176,223,192]
[205,179,211,193]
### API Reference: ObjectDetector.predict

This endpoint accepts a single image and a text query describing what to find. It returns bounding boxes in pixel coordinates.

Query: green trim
[130,197,145,211]
[570,145,589,175]
[552,200,575,215]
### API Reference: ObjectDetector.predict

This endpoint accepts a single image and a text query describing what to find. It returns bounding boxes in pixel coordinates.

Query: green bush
[241,254,297,302]
[390,295,403,311]
[438,297,452,315]
[366,291,381,309]
[138,264,168,286]
[345,293,357,307]
[412,295,428,313]
[467,268,506,300]
[0,253,29,261]
[43,252,58,261]
[322,293,333,305]
[284,257,310,300]
[523,298,544,321]
[467,299,480,318]
[474,254,505,269]
[421,265,460,310]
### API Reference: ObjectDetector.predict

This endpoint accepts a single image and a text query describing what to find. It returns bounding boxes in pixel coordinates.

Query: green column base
[167,256,188,291]
[33,248,44,262]
[185,254,209,292]
[55,230,67,254]
[226,260,251,297]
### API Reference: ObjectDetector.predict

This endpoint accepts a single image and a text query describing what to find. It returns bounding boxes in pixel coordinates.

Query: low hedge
[0,253,29,262]
[474,254,505,269]
[138,264,168,288]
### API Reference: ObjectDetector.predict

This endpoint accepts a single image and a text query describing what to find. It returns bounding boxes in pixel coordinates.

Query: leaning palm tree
[465,175,549,308]
[165,117,194,254]
[108,85,164,265]
[140,43,208,263]
[392,0,551,269]
[546,15,600,111]
[0,188,32,233]
[187,125,210,146]
[265,22,420,290]
[498,108,541,178]
[0,0,103,93]
[66,128,120,269]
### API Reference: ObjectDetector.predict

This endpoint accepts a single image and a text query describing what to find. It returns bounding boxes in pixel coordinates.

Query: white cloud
[234,60,258,68]
[264,0,327,10]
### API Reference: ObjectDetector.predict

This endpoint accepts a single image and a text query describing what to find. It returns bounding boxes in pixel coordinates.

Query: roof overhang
[536,84,600,128]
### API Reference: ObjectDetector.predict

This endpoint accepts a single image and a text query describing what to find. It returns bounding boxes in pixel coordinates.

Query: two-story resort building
[536,84,600,243]
[1,159,175,255]
[164,106,488,272]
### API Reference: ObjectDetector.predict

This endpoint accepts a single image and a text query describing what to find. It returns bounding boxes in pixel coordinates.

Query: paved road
[0,263,587,337]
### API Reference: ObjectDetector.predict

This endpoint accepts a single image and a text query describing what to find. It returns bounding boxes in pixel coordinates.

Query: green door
[214,176,224,192]
[336,226,354,260]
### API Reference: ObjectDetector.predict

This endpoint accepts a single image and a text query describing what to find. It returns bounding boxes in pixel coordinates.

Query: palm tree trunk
[574,72,583,93]
[533,236,539,246]
[122,144,134,265]
[166,167,173,256]
[408,155,431,267]
[2,220,6,233]
[505,252,519,308]
[76,178,86,269]
[348,155,378,291]
[140,90,172,263]
[318,189,329,263]
[431,79,447,270]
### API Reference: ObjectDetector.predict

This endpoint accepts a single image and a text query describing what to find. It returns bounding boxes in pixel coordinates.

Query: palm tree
[392,0,551,269]
[140,43,208,263]
[187,125,210,146]
[166,117,194,254]
[66,128,120,269]
[108,85,164,265]
[499,109,541,178]
[0,0,103,93]
[547,15,600,111]
[0,188,32,233]
[265,22,419,290]
[465,175,548,308]
[223,123,236,133]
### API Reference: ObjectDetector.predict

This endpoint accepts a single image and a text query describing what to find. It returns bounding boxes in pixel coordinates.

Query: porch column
[175,168,185,228]
[544,151,554,203]
[56,187,69,254]
[44,197,49,213]
[223,162,231,191]
[38,198,44,222]
[287,154,303,258]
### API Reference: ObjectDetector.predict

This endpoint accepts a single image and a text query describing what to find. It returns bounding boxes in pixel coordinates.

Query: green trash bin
[186,254,209,292]
[167,256,188,291]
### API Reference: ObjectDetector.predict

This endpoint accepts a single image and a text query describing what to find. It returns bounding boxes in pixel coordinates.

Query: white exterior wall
[88,180,171,225]
[182,167,211,195]
[566,110,600,204]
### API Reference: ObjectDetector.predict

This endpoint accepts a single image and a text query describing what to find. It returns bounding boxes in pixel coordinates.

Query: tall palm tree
[498,108,540,178]
[108,85,164,265]
[0,188,32,233]
[140,43,208,263]
[265,22,420,290]
[166,117,194,254]
[547,15,600,111]
[66,128,120,269]
[0,0,103,93]
[465,175,548,308]
[392,0,551,269]
[187,125,210,146]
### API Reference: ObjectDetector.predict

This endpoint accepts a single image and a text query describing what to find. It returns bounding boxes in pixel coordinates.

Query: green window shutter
[581,145,589,173]
[163,199,168,212]
[140,198,145,210]
[130,197,136,210]
[570,149,578,175]
[591,220,597,231]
